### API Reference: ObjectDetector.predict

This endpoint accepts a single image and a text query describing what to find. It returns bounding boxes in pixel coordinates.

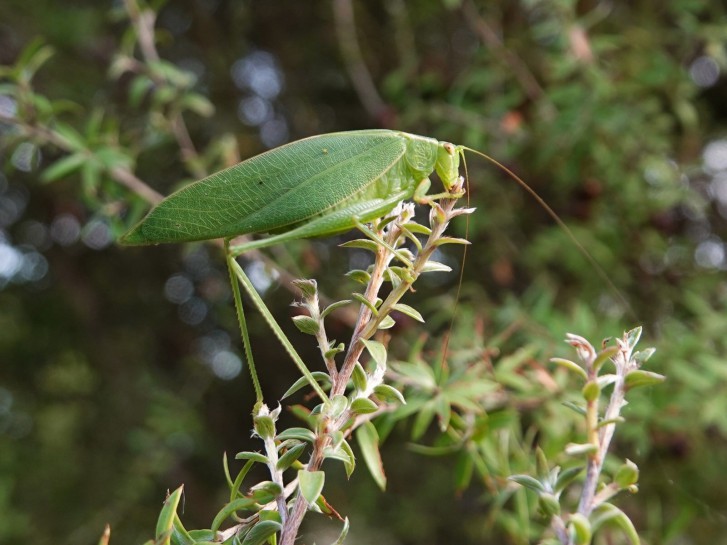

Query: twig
[332,0,390,123]
[461,1,552,110]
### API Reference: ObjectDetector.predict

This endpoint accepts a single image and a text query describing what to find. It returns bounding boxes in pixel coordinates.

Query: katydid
[119,129,629,401]
[120,130,465,255]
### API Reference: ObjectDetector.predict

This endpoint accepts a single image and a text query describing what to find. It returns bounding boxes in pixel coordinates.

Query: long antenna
[462,146,636,320]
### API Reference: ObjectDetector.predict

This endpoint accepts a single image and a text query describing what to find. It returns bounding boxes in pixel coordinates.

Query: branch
[332,0,391,124]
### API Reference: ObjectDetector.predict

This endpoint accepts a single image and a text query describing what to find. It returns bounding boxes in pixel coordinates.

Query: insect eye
[443,142,455,155]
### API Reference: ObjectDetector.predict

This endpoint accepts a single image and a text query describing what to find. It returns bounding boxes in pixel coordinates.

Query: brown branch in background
[123,0,206,178]
[461,0,551,109]
[332,0,391,124]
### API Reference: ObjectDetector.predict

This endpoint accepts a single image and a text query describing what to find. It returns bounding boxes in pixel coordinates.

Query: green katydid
[120,129,628,401]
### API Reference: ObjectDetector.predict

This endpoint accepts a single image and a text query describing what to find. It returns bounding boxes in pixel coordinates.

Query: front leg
[413,177,465,205]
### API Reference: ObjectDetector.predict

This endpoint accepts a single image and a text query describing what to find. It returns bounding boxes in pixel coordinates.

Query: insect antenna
[461,146,636,320]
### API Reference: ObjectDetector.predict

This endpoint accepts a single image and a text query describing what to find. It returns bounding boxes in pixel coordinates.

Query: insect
[120,130,465,254]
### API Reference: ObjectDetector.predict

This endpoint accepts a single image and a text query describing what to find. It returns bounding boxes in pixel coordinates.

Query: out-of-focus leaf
[356,421,386,490]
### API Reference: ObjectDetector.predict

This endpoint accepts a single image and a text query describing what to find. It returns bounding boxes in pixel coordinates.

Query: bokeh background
[2,1,727,544]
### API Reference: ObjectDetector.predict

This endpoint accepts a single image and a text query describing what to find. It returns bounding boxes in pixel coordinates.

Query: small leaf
[210,497,255,531]
[327,394,348,419]
[292,279,317,298]
[597,416,625,429]
[356,421,386,490]
[568,512,592,545]
[292,315,320,335]
[508,474,545,493]
[229,459,255,501]
[593,345,620,372]
[550,357,587,380]
[391,303,425,322]
[276,427,316,443]
[562,401,587,416]
[565,443,598,457]
[554,465,584,492]
[614,459,640,488]
[411,400,436,440]
[298,470,326,505]
[329,517,350,545]
[324,342,346,359]
[276,443,306,471]
[361,339,387,369]
[249,481,283,504]
[402,222,431,235]
[581,380,600,402]
[373,384,406,405]
[345,269,371,285]
[282,371,331,399]
[340,239,380,252]
[625,370,666,389]
[632,347,656,365]
[420,261,452,273]
[538,492,561,518]
[350,397,379,415]
[591,503,640,545]
[351,362,368,392]
[625,326,643,349]
[253,415,275,440]
[156,485,184,544]
[433,236,471,246]
[235,451,269,464]
[41,153,86,183]
[321,300,353,319]
[241,520,282,545]
[352,292,378,314]
[378,315,396,329]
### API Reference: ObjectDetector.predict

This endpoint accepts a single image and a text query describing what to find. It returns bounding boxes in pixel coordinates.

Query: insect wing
[120,131,407,245]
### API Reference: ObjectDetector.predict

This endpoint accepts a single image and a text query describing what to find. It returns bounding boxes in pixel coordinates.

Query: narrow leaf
[329,517,350,545]
[282,371,331,399]
[156,485,184,544]
[235,451,269,463]
[241,520,282,545]
[276,427,316,443]
[508,475,545,493]
[350,397,379,415]
[391,303,425,322]
[420,261,452,273]
[211,498,257,531]
[340,239,380,252]
[41,153,86,183]
[321,300,353,319]
[276,442,306,471]
[625,370,666,390]
[356,421,386,490]
[373,384,406,405]
[360,339,387,369]
[550,357,587,380]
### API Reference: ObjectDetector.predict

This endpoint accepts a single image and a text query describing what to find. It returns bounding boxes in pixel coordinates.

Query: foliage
[1,0,727,544]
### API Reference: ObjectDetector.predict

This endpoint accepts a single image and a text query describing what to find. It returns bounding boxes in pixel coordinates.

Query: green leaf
[329,517,350,545]
[156,485,184,544]
[41,153,86,183]
[321,300,352,319]
[554,466,584,492]
[211,498,257,532]
[241,520,282,545]
[411,400,436,440]
[277,427,316,443]
[345,269,371,285]
[338,439,356,478]
[632,347,656,365]
[614,459,639,488]
[350,397,379,415]
[187,530,215,542]
[235,451,269,463]
[292,315,319,335]
[420,261,452,273]
[391,303,425,322]
[568,512,592,545]
[249,481,283,504]
[276,442,306,471]
[402,222,431,235]
[551,357,587,380]
[298,469,325,505]
[230,459,256,502]
[591,503,640,545]
[625,370,666,389]
[377,315,396,329]
[361,339,387,370]
[373,384,406,405]
[625,326,643,349]
[52,122,87,150]
[351,362,367,392]
[562,401,587,416]
[282,372,331,399]
[433,236,470,246]
[508,474,545,493]
[351,292,378,314]
[181,93,215,117]
[340,239,380,252]
[171,514,195,545]
[356,421,386,490]
[565,443,598,457]
[593,345,619,372]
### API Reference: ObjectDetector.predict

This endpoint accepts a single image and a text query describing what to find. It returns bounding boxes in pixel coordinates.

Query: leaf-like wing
[121,131,407,245]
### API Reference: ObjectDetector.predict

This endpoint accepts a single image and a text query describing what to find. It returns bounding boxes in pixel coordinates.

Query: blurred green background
[1,1,727,544]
